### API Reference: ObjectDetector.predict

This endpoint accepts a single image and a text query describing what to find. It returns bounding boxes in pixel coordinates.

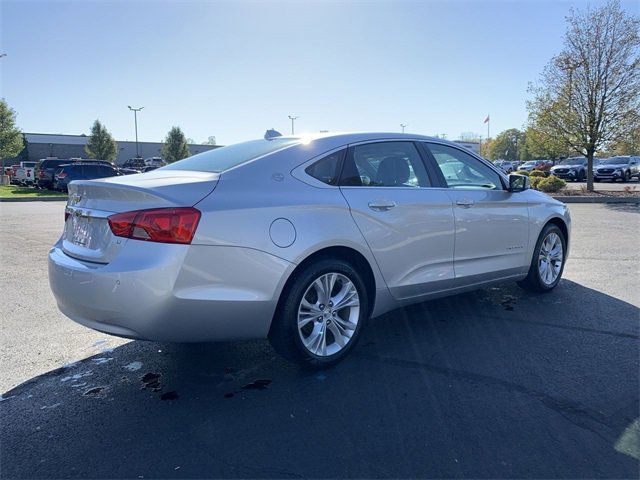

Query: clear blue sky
[1,0,636,145]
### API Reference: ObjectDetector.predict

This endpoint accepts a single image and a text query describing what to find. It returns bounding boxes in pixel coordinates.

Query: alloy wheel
[297,273,360,357]
[538,232,563,285]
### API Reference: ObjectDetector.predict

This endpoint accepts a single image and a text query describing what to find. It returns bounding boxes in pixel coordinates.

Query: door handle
[368,201,397,211]
[456,198,475,208]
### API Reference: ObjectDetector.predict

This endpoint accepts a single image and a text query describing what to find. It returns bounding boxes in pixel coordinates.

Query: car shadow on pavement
[1,280,638,479]
[604,202,640,213]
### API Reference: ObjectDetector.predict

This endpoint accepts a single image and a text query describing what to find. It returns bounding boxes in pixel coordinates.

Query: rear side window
[305,150,345,185]
[96,166,116,177]
[161,138,300,173]
[83,165,98,176]
[339,141,430,187]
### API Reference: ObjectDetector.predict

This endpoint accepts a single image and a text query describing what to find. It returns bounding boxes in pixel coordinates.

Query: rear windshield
[161,138,300,173]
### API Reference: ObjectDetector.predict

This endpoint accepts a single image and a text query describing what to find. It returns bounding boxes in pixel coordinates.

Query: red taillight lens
[108,208,201,244]
[39,170,45,178]
[57,172,67,178]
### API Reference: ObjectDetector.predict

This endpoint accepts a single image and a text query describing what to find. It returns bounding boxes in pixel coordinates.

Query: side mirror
[508,174,530,192]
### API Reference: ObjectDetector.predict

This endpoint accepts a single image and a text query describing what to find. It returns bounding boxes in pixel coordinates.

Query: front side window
[427,143,503,190]
[305,150,345,185]
[339,142,430,187]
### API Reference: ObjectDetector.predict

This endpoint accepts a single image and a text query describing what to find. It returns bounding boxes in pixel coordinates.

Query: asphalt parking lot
[1,201,638,478]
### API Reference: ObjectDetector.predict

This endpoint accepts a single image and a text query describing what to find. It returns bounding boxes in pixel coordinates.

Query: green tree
[480,139,493,158]
[523,126,570,160]
[488,128,525,161]
[161,126,190,163]
[527,0,640,191]
[604,119,640,155]
[85,119,117,162]
[0,99,24,161]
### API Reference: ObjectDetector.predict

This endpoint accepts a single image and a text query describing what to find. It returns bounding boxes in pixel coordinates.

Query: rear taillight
[39,170,45,178]
[57,172,67,178]
[108,208,201,244]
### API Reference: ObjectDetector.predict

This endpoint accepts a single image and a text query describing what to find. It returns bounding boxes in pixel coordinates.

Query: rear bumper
[48,240,293,342]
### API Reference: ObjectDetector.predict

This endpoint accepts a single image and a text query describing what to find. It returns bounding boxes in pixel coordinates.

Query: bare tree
[528,0,639,190]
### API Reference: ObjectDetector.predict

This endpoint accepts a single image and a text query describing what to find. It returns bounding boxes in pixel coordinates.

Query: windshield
[557,158,585,165]
[161,138,300,173]
[602,157,629,165]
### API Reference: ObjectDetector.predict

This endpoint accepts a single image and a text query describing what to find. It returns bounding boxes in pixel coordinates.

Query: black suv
[122,158,146,170]
[36,159,113,190]
[53,163,120,192]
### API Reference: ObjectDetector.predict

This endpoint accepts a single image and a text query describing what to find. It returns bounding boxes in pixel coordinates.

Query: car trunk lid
[61,170,218,263]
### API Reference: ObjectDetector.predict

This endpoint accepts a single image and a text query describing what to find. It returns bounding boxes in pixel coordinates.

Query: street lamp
[400,123,408,133]
[127,106,144,158]
[288,115,299,135]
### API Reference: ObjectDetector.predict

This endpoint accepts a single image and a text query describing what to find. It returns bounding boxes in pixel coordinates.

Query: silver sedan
[49,133,571,367]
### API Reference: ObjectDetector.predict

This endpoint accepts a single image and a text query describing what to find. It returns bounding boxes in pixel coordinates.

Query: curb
[551,196,640,204]
[0,197,67,203]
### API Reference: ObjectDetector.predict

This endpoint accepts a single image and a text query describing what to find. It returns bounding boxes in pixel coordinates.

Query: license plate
[70,215,92,247]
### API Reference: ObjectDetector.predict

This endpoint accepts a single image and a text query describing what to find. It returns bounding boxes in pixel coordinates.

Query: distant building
[453,140,481,154]
[5,133,221,166]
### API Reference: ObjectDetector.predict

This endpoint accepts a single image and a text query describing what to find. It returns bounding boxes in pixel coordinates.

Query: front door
[423,142,530,282]
[338,141,455,300]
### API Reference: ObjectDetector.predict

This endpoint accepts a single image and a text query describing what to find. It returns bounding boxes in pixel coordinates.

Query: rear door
[422,142,530,282]
[338,140,455,300]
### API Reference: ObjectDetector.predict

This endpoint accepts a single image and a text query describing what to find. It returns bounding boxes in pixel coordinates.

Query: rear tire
[518,224,566,293]
[269,257,369,368]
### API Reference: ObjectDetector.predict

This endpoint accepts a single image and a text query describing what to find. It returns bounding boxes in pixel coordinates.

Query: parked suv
[122,158,146,170]
[37,159,114,189]
[493,160,515,174]
[550,157,588,181]
[53,163,121,191]
[595,156,640,182]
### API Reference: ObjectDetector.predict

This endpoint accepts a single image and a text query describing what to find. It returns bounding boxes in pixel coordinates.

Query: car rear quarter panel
[192,152,391,315]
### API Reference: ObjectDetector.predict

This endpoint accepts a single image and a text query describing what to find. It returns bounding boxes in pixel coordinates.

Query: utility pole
[127,106,144,158]
[288,115,299,135]
[400,123,408,133]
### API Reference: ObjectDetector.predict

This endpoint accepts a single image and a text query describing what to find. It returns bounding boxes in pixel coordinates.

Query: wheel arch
[272,245,378,324]
[545,216,568,243]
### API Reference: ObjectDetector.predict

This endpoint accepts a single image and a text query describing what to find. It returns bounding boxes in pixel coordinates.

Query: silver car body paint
[49,133,571,342]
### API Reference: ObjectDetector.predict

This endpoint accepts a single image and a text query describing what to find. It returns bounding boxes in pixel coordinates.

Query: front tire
[518,224,566,293]
[269,258,369,368]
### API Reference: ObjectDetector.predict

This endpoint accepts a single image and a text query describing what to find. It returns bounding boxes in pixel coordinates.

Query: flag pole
[487,114,490,140]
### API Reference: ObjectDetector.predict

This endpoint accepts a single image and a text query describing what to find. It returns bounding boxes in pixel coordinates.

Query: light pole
[400,123,408,133]
[288,115,299,135]
[127,106,144,158]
